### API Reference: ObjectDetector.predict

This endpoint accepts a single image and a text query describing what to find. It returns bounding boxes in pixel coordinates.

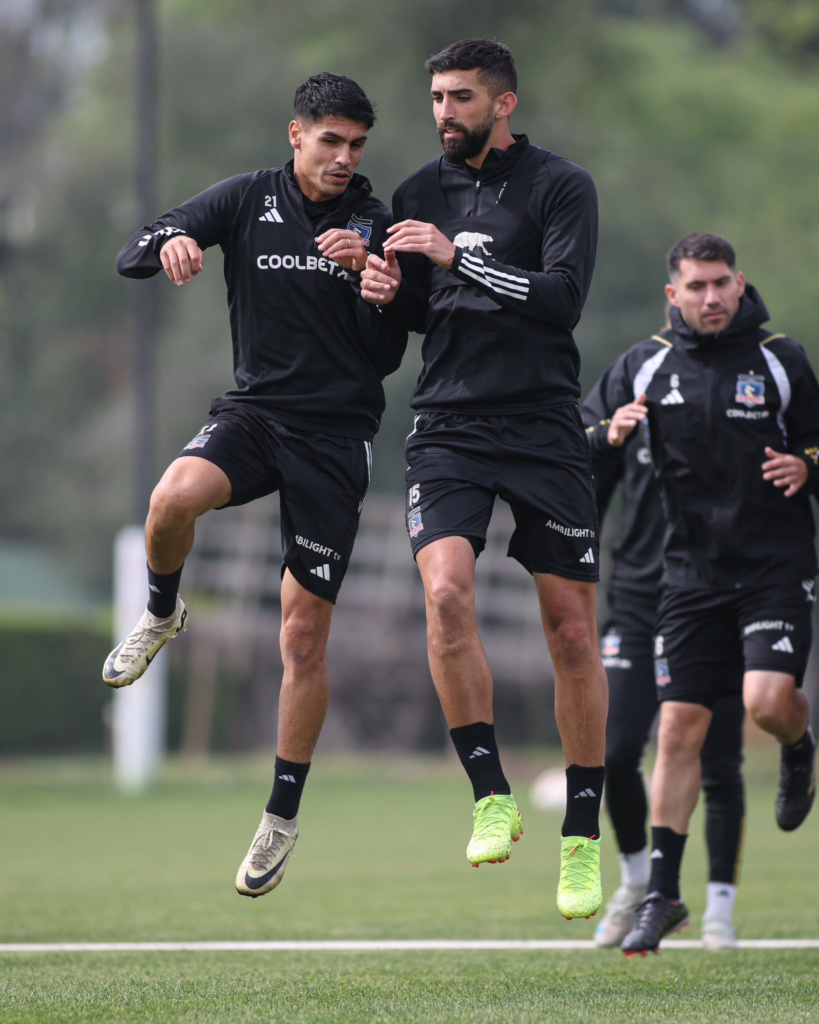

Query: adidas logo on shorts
[771,636,794,653]
[310,564,331,581]
[579,548,595,564]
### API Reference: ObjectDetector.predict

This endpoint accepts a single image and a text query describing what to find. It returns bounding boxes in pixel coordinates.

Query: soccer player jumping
[361,39,608,919]
[593,233,818,955]
[104,74,407,898]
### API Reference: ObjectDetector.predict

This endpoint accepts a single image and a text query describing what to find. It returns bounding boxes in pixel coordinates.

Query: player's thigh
[654,588,739,710]
[600,614,658,765]
[738,579,814,687]
[501,406,599,582]
[277,430,371,605]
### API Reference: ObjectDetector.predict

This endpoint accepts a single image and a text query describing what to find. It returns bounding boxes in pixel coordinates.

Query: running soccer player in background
[591,233,818,955]
[105,74,407,898]
[361,39,607,920]
[583,333,746,951]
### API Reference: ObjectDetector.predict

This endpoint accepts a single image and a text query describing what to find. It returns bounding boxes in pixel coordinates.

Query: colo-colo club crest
[735,373,765,407]
[347,213,373,246]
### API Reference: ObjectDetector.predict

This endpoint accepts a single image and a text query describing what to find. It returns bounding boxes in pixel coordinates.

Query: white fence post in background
[111,525,166,791]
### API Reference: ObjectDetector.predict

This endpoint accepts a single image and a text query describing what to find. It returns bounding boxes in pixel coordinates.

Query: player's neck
[465,122,516,170]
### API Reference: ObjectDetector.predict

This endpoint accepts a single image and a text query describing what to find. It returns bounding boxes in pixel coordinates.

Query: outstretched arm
[116,173,251,281]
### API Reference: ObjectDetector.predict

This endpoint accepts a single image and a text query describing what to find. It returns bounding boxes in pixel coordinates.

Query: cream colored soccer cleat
[235,812,298,898]
[594,883,647,947]
[702,918,738,951]
[103,597,187,687]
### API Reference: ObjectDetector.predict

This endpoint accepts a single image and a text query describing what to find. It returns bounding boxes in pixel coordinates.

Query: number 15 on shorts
[407,483,424,539]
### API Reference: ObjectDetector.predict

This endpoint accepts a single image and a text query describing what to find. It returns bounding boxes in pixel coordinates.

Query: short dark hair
[293,73,376,129]
[425,39,517,97]
[667,232,736,277]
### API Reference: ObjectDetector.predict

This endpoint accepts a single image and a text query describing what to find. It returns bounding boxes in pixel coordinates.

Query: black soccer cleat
[621,891,690,957]
[776,726,816,832]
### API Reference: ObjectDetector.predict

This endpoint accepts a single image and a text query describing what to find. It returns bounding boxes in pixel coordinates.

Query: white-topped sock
[619,847,650,888]
[704,881,737,923]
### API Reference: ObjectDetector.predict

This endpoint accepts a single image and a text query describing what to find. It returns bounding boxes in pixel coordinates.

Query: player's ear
[735,270,746,295]
[665,282,679,306]
[495,91,517,120]
[289,120,301,151]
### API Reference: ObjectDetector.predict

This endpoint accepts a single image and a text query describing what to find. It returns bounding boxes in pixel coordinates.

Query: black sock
[265,756,310,820]
[449,722,510,802]
[783,729,814,765]
[147,563,183,619]
[648,826,687,899]
[702,773,745,885]
[562,764,605,838]
[604,764,648,854]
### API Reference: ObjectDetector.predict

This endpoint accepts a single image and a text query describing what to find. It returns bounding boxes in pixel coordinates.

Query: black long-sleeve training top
[585,286,819,590]
[386,135,598,413]
[582,376,665,598]
[117,162,408,441]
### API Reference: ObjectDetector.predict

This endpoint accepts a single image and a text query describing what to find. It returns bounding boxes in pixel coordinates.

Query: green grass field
[1,751,817,1023]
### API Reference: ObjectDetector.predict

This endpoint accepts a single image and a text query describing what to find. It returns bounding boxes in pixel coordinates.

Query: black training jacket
[582,378,664,598]
[386,135,598,414]
[586,286,819,590]
[117,163,407,440]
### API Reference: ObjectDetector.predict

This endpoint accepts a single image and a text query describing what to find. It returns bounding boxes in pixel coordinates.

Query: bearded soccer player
[593,233,818,955]
[583,351,746,951]
[104,74,407,897]
[361,39,607,919]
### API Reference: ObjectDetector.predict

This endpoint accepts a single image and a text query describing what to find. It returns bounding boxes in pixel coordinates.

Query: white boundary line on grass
[1,940,818,953]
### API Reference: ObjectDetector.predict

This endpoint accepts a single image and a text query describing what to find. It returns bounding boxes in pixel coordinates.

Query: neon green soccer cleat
[467,793,523,866]
[557,835,603,919]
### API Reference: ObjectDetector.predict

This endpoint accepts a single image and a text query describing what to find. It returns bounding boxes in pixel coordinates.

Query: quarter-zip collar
[443,133,530,184]
[283,159,373,234]
[669,283,770,353]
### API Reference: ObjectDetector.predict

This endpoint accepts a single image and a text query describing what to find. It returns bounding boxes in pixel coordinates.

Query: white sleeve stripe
[461,253,529,286]
[633,346,672,398]
[458,265,528,300]
[482,272,528,294]
[760,343,791,444]
[759,344,791,415]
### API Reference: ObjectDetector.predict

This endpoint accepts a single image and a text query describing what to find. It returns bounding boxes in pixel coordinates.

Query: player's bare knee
[280,605,329,671]
[658,711,704,763]
[147,484,198,537]
[425,577,475,652]
[548,615,596,671]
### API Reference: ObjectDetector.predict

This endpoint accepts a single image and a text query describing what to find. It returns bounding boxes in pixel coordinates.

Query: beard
[437,112,494,162]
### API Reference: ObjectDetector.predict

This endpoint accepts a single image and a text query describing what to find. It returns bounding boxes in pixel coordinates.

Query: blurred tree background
[2,0,819,595]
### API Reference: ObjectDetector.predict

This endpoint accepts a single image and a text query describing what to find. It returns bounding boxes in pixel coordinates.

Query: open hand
[762,446,808,498]
[383,220,455,268]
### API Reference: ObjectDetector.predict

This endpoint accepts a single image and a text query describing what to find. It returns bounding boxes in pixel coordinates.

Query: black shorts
[404,405,599,581]
[178,398,372,603]
[602,586,744,762]
[654,579,815,708]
